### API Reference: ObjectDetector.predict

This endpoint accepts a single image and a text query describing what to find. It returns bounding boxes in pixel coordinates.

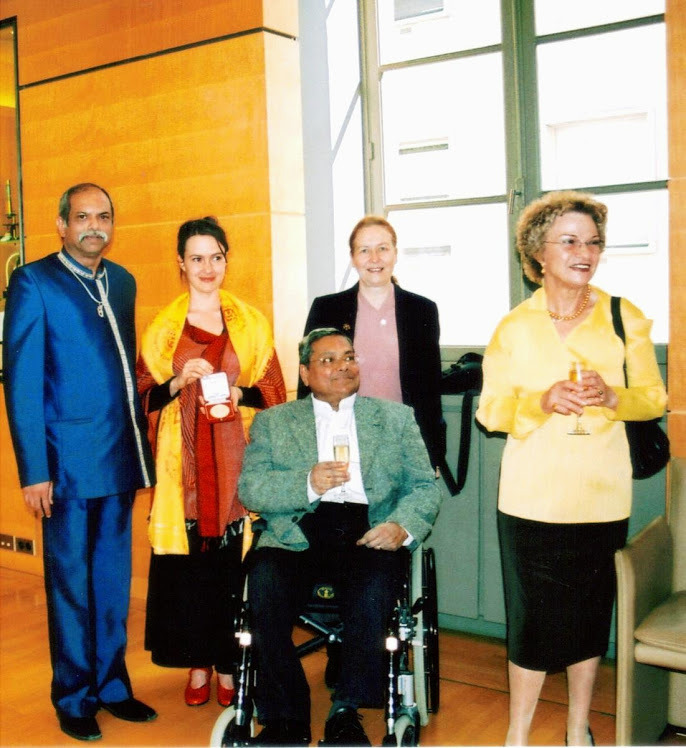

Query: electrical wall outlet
[0,533,14,551]
[15,537,34,555]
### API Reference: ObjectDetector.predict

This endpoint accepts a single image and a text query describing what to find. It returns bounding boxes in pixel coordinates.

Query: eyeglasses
[544,238,604,250]
[309,354,359,367]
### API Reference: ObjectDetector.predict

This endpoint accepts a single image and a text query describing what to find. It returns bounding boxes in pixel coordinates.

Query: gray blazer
[239,395,442,552]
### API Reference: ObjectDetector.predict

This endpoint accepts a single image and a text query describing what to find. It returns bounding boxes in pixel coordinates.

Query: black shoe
[100,698,157,722]
[253,720,311,745]
[57,714,102,741]
[320,707,370,746]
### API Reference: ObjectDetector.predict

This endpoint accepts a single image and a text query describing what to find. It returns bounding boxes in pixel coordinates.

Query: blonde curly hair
[516,191,608,285]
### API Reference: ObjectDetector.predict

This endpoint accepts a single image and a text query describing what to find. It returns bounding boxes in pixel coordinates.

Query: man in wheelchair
[239,328,442,746]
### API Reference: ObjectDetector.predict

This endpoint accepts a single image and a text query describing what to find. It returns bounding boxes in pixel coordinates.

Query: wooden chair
[615,457,686,745]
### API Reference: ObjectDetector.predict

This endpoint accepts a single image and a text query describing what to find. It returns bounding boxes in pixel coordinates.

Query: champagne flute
[568,361,590,435]
[333,434,350,497]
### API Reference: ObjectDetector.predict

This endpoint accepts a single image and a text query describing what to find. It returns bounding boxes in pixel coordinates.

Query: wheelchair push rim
[411,545,440,724]
[209,705,256,747]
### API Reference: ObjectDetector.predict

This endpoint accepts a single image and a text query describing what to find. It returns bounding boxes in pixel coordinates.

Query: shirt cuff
[402,528,414,547]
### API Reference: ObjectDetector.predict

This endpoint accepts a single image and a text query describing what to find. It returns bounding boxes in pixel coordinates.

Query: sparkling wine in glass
[333,434,350,496]
[568,361,590,435]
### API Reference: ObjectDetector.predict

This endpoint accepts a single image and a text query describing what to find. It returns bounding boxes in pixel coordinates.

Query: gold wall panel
[0,1,305,587]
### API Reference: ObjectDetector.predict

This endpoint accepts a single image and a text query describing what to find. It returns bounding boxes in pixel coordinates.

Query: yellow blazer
[476,287,667,523]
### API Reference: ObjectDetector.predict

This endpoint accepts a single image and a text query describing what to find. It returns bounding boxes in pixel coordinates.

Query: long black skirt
[145,525,242,671]
[498,510,628,673]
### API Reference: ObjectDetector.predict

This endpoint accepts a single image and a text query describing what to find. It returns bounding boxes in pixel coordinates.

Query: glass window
[535,0,664,35]
[356,0,667,344]
[388,204,511,344]
[591,189,668,343]
[537,25,668,190]
[377,0,501,65]
[327,0,362,142]
[381,53,506,204]
[326,1,366,290]
[333,98,366,289]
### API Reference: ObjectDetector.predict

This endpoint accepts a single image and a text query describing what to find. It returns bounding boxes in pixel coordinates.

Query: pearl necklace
[548,285,591,321]
[58,252,109,317]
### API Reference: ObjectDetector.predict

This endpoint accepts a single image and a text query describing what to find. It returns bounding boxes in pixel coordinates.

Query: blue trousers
[42,492,135,717]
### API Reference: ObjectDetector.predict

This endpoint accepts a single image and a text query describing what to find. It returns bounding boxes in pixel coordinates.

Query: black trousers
[248,502,407,725]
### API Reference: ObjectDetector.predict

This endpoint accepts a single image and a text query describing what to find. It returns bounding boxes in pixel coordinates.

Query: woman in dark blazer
[299,216,444,472]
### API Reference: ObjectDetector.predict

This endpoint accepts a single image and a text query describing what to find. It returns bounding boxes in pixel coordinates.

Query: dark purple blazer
[298,282,444,469]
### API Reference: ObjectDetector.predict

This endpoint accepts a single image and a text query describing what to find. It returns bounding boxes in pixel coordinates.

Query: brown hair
[177,215,228,260]
[516,190,607,284]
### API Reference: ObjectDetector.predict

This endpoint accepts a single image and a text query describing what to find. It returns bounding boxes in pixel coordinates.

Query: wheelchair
[210,525,440,747]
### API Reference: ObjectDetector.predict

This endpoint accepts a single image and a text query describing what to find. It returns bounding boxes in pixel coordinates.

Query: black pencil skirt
[497,510,629,673]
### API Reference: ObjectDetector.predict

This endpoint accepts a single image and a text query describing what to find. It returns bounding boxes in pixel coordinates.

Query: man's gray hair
[58,183,114,224]
[298,328,353,365]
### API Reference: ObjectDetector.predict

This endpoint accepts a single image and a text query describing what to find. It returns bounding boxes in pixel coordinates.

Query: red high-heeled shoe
[184,667,212,706]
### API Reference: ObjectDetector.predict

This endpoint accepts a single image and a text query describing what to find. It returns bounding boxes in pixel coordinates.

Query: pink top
[354,287,403,402]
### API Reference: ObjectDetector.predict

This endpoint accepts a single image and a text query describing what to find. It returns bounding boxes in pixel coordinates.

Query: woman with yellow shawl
[137,216,286,708]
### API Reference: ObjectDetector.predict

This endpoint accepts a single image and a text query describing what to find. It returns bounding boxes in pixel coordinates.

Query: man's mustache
[78,230,109,243]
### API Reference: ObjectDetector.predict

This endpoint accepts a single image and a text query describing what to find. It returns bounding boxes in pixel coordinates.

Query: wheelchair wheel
[381,714,419,747]
[422,546,440,714]
[209,706,255,747]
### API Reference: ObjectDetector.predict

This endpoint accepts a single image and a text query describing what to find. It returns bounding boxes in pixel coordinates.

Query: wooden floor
[0,566,682,747]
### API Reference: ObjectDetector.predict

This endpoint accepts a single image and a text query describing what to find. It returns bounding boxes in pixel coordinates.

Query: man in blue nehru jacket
[3,183,157,741]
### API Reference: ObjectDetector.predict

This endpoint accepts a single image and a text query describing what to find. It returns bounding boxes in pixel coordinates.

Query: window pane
[327,0,361,142]
[591,190,668,343]
[333,98,366,291]
[535,0,664,35]
[377,0,501,65]
[538,25,667,190]
[388,204,511,345]
[381,54,506,204]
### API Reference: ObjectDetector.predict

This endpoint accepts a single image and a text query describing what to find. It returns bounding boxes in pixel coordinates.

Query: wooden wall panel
[0,0,298,86]
[19,35,274,319]
[11,33,289,591]
[264,32,307,387]
[668,0,686,455]
[0,1,305,588]
[0,391,42,576]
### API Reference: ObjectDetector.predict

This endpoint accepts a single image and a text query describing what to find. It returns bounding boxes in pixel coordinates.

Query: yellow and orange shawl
[139,290,285,554]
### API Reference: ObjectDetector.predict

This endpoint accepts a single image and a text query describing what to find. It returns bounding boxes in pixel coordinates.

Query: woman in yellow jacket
[476,191,666,746]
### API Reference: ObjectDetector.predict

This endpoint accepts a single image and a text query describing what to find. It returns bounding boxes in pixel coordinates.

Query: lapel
[283,396,319,463]
[281,396,385,489]
[394,284,410,355]
[353,397,383,485]
[338,284,359,338]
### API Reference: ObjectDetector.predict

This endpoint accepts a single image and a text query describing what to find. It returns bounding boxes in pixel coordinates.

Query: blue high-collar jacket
[3,250,154,499]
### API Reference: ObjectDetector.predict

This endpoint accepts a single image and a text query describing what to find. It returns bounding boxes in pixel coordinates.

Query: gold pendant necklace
[548,285,591,321]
